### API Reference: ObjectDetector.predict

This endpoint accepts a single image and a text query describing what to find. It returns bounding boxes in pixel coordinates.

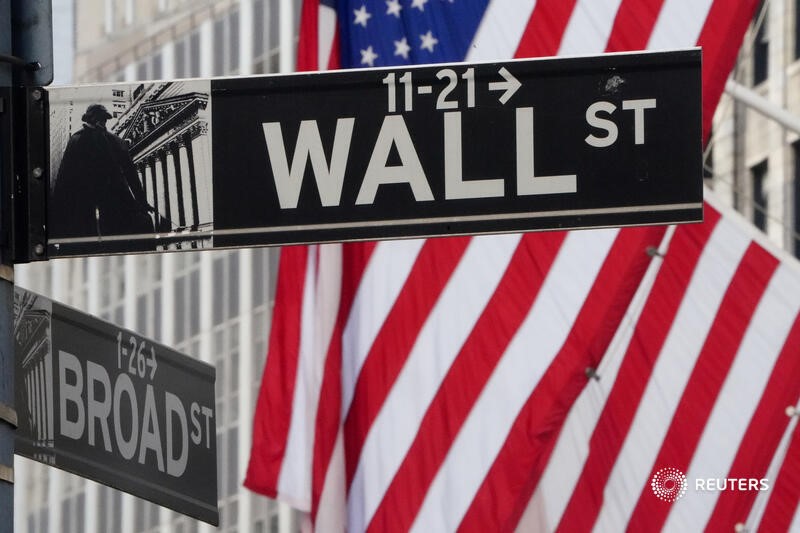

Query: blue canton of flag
[335,0,490,68]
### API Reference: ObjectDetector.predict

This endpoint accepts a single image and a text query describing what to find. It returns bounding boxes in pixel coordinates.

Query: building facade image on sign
[43,49,702,259]
[13,287,219,526]
[48,80,214,256]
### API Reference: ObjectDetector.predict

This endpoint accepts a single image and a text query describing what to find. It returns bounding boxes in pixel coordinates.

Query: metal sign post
[35,49,702,260]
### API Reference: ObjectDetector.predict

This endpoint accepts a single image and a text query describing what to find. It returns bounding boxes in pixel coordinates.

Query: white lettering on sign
[516,107,577,196]
[58,348,213,478]
[356,114,434,205]
[444,111,503,200]
[262,118,354,209]
[261,97,658,207]
[585,98,657,147]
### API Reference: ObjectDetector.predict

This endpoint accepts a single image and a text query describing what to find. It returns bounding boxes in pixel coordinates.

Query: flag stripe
[605,0,665,51]
[280,246,330,505]
[694,0,761,140]
[756,414,800,532]
[343,237,472,487]
[690,267,800,531]
[515,0,579,58]
[554,206,723,532]
[467,0,538,62]
[311,243,376,519]
[410,229,619,533]
[245,246,309,500]
[347,234,523,533]
[462,225,668,532]
[366,231,567,533]
[646,0,714,50]
[626,242,780,532]
[558,0,624,56]
[592,216,752,533]
[341,239,426,417]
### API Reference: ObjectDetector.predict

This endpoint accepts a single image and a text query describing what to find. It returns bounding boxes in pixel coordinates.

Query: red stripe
[296,0,320,71]
[311,242,377,521]
[626,242,779,532]
[245,246,309,497]
[757,415,800,532]
[515,0,579,58]
[343,237,472,490]
[555,205,722,533]
[462,225,668,532]
[707,310,800,530]
[605,0,665,52]
[365,232,567,533]
[327,28,341,70]
[695,0,760,142]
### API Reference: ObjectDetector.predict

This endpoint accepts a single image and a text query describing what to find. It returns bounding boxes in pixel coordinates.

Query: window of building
[152,52,163,80]
[253,0,267,73]
[751,159,768,232]
[104,0,114,34]
[753,2,768,85]
[190,31,201,77]
[229,8,240,72]
[125,0,135,26]
[214,18,226,76]
[175,40,187,78]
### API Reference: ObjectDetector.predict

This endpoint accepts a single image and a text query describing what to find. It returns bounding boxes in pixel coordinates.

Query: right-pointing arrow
[489,67,521,105]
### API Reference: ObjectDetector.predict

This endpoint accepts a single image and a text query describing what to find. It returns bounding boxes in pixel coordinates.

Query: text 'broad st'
[14,288,218,525]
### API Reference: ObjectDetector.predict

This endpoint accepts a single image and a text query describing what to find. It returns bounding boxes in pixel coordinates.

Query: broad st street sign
[13,287,218,525]
[38,48,701,259]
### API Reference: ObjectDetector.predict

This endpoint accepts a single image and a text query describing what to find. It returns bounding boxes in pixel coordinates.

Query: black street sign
[13,287,218,525]
[41,49,701,259]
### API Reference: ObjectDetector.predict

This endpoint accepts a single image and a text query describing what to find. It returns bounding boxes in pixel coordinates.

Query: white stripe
[347,233,522,533]
[647,0,714,50]
[278,244,342,510]
[318,3,336,69]
[411,228,619,533]
[518,227,674,532]
[592,218,751,533]
[466,0,537,61]
[315,430,346,533]
[341,239,425,417]
[748,400,800,530]
[666,263,800,531]
[790,501,800,532]
[277,248,318,508]
[558,0,624,56]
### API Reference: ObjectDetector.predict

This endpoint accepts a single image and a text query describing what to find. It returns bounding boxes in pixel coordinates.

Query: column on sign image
[133,122,209,239]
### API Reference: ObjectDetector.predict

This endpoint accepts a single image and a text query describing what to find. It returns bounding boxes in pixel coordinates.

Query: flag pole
[725,79,800,135]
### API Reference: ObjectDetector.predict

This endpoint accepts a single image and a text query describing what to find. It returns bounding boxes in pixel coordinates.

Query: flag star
[394,37,411,59]
[419,30,439,52]
[353,5,372,27]
[386,0,402,17]
[360,46,379,66]
[411,0,429,11]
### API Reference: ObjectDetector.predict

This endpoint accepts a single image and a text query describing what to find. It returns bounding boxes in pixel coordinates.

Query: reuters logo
[651,467,687,502]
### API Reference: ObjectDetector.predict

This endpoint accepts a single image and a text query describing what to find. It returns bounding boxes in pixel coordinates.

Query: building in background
[14,1,302,532]
[710,0,800,256]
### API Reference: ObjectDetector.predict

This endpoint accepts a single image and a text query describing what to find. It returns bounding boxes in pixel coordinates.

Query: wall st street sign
[13,287,218,525]
[37,49,701,259]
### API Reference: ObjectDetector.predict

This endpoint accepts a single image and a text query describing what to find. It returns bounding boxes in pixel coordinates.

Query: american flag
[245,1,800,531]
